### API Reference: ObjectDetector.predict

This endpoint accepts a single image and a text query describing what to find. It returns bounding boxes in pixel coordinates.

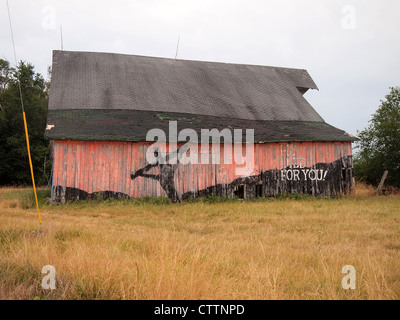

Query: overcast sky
[1,0,399,136]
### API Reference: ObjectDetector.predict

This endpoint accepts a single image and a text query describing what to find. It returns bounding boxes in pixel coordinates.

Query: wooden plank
[375,170,388,194]
[51,140,355,202]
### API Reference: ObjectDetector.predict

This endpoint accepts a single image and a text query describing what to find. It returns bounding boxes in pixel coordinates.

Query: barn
[45,50,356,203]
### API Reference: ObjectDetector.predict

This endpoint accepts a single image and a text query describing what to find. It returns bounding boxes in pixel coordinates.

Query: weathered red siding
[51,140,353,202]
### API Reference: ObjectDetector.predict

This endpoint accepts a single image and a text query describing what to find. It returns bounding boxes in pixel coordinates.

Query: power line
[5,0,24,113]
[5,0,42,230]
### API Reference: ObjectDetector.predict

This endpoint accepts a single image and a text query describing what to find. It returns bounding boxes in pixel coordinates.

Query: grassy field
[0,183,399,300]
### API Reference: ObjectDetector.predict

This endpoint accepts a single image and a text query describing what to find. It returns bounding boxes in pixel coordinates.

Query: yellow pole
[23,112,42,226]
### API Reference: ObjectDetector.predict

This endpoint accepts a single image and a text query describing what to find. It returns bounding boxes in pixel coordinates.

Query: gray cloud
[1,0,399,136]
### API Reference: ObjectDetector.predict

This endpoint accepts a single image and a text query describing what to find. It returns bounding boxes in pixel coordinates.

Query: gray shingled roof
[46,50,357,142]
[48,50,323,122]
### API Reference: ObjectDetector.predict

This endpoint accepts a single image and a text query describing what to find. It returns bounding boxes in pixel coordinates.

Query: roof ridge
[53,49,310,73]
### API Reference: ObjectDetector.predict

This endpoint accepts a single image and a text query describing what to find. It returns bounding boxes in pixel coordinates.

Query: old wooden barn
[45,50,356,203]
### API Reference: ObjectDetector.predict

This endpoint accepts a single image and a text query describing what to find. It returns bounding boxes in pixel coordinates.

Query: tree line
[0,58,399,188]
[0,59,50,186]
[354,87,400,188]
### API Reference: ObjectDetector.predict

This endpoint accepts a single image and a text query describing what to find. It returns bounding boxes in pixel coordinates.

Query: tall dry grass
[0,183,399,300]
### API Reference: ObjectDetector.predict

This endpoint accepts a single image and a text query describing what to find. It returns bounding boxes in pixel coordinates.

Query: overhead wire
[5,0,42,230]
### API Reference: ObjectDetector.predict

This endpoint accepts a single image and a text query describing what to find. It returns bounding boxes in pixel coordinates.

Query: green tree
[0,59,11,182]
[0,59,50,185]
[354,87,400,187]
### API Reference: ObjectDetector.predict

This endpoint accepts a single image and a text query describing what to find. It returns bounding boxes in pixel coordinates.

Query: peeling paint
[51,140,354,202]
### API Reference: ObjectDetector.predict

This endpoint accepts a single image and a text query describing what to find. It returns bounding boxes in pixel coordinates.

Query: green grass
[0,188,51,209]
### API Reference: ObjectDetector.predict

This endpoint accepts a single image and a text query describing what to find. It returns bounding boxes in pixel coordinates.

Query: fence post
[375,170,388,194]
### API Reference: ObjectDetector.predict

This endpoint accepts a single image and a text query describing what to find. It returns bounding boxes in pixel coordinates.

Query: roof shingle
[46,50,357,142]
[48,50,322,122]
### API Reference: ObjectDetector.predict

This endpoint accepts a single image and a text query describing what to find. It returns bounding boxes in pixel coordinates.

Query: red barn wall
[51,140,354,202]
